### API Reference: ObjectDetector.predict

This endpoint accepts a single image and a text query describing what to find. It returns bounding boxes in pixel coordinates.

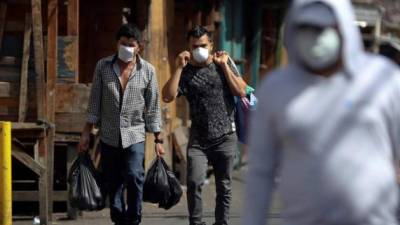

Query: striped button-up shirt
[87,55,162,148]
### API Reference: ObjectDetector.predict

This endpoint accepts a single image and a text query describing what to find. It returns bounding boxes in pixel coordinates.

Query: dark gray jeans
[187,133,237,225]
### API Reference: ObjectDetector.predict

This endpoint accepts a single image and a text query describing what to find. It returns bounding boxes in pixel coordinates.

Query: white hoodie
[244,0,400,225]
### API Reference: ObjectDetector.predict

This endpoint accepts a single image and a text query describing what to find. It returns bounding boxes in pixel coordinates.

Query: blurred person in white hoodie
[244,0,400,225]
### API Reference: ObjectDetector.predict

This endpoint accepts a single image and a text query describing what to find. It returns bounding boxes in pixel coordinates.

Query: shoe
[190,222,206,225]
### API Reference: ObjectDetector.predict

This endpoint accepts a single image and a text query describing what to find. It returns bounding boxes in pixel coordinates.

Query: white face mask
[296,27,341,71]
[118,45,136,63]
[192,47,209,63]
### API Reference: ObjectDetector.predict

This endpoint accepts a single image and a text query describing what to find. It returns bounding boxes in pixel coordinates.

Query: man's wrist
[154,138,164,144]
[83,123,93,134]
[154,132,163,144]
[221,62,230,70]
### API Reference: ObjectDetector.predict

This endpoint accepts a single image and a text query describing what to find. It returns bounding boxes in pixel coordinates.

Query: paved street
[13,169,282,225]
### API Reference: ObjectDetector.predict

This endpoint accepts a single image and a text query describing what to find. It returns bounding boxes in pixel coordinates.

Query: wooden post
[373,13,382,53]
[146,0,172,170]
[67,0,79,83]
[37,136,49,225]
[18,14,32,122]
[47,0,58,220]
[31,0,46,120]
[66,144,78,219]
[0,2,7,52]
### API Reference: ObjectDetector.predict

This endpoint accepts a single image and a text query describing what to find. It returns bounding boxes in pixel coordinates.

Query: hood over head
[284,0,365,76]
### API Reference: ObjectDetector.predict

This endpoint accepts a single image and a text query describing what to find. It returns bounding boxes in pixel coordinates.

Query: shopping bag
[143,157,183,210]
[159,159,183,209]
[68,153,105,211]
[143,157,170,204]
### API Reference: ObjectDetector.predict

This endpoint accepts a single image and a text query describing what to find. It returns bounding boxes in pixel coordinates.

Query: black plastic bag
[68,153,105,211]
[143,157,182,209]
[159,161,183,209]
[143,157,170,204]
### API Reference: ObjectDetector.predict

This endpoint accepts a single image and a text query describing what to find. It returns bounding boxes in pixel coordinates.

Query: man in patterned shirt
[162,26,247,225]
[78,23,164,225]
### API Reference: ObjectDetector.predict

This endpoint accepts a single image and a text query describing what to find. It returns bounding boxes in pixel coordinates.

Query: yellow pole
[0,121,12,225]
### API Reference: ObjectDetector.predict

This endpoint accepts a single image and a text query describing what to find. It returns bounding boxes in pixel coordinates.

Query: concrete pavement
[13,169,282,225]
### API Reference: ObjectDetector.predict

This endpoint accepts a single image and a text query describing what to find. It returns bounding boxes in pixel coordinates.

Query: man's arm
[78,62,102,152]
[145,66,165,156]
[214,51,247,97]
[162,51,190,103]
[144,66,162,134]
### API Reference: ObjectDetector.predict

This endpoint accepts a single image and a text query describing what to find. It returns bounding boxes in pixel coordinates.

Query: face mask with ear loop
[296,27,342,71]
[118,45,136,63]
[192,47,209,63]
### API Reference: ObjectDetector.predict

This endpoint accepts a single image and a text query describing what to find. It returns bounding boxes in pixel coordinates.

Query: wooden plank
[12,131,45,139]
[1,83,90,113]
[66,143,79,219]
[145,0,172,170]
[54,133,80,143]
[0,56,21,66]
[0,97,19,107]
[55,113,87,133]
[67,0,79,35]
[47,0,57,121]
[12,122,46,130]
[31,0,46,120]
[172,126,188,163]
[5,20,25,32]
[55,83,90,113]
[0,67,25,78]
[11,142,45,175]
[47,0,58,220]
[37,136,49,225]
[0,2,7,51]
[0,71,36,83]
[67,0,79,83]
[171,126,188,185]
[0,82,13,97]
[34,140,39,161]
[13,191,68,202]
[18,13,32,122]
[0,82,36,97]
[0,97,36,108]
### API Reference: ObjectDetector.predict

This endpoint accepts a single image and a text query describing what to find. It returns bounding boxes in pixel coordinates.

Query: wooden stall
[0,0,290,223]
[0,0,176,223]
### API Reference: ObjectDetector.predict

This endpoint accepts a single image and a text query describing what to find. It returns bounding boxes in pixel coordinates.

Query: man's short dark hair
[186,26,213,42]
[116,23,142,43]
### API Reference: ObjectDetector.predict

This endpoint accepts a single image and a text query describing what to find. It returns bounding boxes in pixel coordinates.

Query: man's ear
[116,40,121,51]
[137,42,145,54]
[210,42,214,52]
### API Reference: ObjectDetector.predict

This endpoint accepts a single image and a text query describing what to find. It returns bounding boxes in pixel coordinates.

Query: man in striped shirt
[78,23,164,225]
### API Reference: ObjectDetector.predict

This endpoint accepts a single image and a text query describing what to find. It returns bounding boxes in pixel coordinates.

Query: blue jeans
[101,141,145,225]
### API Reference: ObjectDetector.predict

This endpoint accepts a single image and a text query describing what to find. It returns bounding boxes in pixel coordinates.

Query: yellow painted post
[0,121,12,225]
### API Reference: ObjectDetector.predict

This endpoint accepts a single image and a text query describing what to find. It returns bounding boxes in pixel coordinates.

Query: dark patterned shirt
[179,62,238,147]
